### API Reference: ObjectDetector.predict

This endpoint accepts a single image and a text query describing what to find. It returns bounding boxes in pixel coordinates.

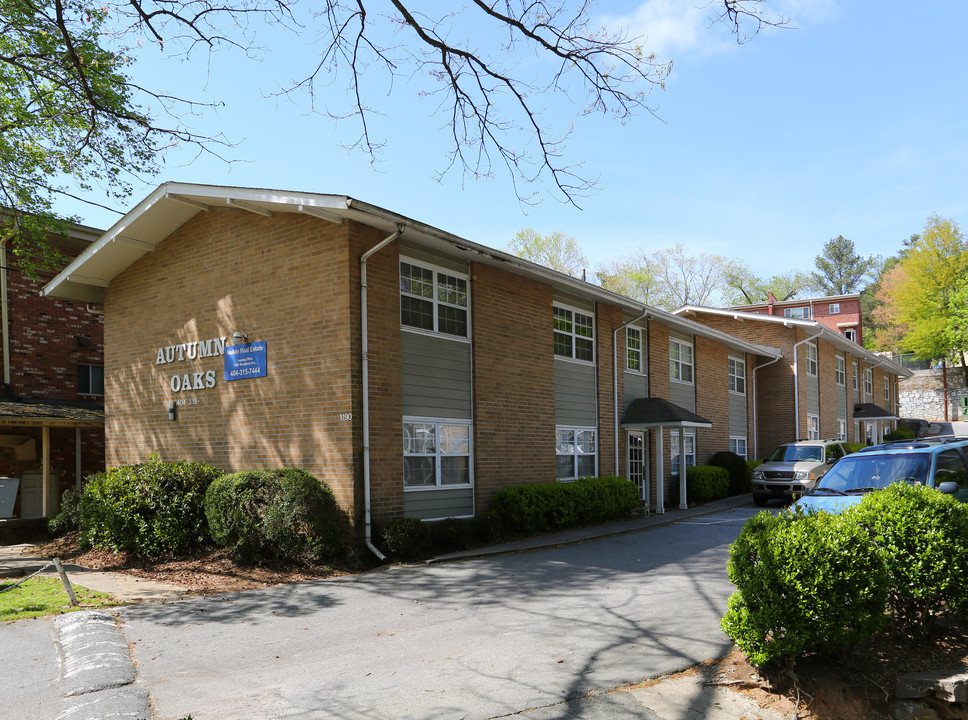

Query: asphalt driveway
[121,503,760,719]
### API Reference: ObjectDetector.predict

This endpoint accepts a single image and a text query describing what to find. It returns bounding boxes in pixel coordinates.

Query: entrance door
[627,431,646,500]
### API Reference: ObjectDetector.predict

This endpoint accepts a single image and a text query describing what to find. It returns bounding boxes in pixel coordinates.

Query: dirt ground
[34,533,968,719]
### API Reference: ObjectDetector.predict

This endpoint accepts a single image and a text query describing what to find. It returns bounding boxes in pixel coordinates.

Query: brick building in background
[0,223,105,531]
[729,292,864,345]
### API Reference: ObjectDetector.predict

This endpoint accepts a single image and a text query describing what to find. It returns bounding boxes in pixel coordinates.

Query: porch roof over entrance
[0,400,104,428]
[620,397,713,430]
[852,402,898,421]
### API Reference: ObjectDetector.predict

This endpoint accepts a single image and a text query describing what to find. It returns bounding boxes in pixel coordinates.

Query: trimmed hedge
[205,468,343,563]
[489,476,639,536]
[708,451,751,496]
[721,508,888,669]
[847,483,968,631]
[671,465,729,505]
[48,487,81,537]
[80,459,222,555]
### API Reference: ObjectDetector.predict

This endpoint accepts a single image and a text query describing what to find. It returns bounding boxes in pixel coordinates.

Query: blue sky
[58,0,968,286]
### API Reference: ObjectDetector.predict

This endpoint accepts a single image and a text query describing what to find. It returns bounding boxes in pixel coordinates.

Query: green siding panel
[404,488,474,520]
[669,380,695,413]
[806,374,820,416]
[623,372,648,408]
[401,332,472,418]
[555,360,597,425]
[729,392,747,437]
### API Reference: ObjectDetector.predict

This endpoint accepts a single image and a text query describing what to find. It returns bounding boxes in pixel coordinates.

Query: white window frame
[399,258,470,339]
[403,417,473,490]
[626,326,645,373]
[670,430,696,475]
[728,357,746,395]
[829,303,840,314]
[807,414,820,440]
[864,368,873,398]
[844,328,857,343]
[670,338,694,385]
[784,306,810,319]
[729,436,748,459]
[837,419,848,441]
[805,343,818,377]
[553,303,595,363]
[556,426,597,480]
[852,361,859,391]
[835,356,846,386]
[78,363,105,396]
[884,376,890,402]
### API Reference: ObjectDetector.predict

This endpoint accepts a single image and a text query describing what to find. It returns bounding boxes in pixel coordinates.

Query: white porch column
[655,427,664,514]
[678,429,688,510]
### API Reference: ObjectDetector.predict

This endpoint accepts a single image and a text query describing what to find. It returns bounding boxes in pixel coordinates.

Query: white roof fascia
[674,305,912,378]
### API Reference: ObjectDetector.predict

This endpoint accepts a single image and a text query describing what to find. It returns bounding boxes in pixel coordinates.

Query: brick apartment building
[729,292,864,345]
[673,306,910,456]
[44,183,790,552]
[0,223,105,528]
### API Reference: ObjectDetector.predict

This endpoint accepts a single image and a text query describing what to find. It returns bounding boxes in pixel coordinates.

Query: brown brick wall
[105,208,362,529]
[596,303,623,477]
[695,336,729,463]
[471,263,556,512]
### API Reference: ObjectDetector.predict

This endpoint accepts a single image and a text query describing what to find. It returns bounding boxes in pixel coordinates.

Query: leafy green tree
[877,215,968,383]
[720,262,811,305]
[596,252,662,305]
[811,235,881,296]
[508,229,588,278]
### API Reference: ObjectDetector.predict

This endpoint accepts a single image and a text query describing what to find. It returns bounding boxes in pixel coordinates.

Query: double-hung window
[864,368,873,398]
[728,357,746,394]
[829,303,840,314]
[556,427,596,480]
[400,260,469,337]
[403,419,472,488]
[805,343,818,376]
[729,436,748,459]
[626,327,643,372]
[837,419,848,441]
[807,414,820,440]
[670,339,694,384]
[884,376,890,403]
[784,306,810,319]
[835,356,846,386]
[670,430,696,475]
[852,361,859,391]
[553,305,594,362]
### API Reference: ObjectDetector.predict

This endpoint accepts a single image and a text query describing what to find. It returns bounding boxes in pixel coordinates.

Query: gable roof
[672,305,911,378]
[42,182,783,361]
[621,397,713,429]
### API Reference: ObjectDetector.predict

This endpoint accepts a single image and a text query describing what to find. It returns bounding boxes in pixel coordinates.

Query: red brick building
[0,224,105,528]
[729,292,864,345]
[44,183,785,554]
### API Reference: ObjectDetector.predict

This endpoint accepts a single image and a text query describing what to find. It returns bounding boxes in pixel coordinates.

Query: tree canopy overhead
[811,235,881,296]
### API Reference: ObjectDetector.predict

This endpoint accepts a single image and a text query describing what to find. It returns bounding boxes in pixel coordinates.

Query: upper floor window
[864,368,873,397]
[852,361,859,391]
[626,326,643,372]
[784,306,811,319]
[884,376,890,402]
[844,328,857,343]
[554,304,594,362]
[829,303,841,314]
[78,364,104,396]
[400,260,468,337]
[669,338,694,384]
[835,356,846,386]
[728,357,746,394]
[805,343,818,376]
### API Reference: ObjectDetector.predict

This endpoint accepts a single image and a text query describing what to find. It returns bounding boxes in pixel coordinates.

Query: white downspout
[613,311,650,475]
[360,228,403,561]
[751,353,782,460]
[793,330,823,440]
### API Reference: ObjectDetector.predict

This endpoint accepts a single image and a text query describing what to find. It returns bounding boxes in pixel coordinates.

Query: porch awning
[853,402,897,421]
[0,400,104,428]
[621,397,713,430]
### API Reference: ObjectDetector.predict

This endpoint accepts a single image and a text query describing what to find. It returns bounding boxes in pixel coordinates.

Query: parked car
[794,437,968,514]
[751,438,850,506]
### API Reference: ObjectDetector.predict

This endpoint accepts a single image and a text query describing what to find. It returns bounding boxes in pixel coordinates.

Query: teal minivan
[794,437,968,513]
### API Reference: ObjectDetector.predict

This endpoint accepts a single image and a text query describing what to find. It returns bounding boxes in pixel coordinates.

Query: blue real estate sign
[224,341,268,382]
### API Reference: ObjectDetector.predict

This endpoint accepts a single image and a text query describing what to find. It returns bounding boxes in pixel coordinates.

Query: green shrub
[490,476,639,537]
[48,487,81,537]
[747,459,763,476]
[846,483,968,631]
[205,468,342,563]
[379,516,431,561]
[709,451,751,496]
[846,442,867,453]
[671,465,729,505]
[721,508,888,669]
[80,459,222,555]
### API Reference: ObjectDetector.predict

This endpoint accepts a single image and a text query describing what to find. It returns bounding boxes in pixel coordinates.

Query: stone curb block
[55,610,136,697]
[55,687,151,720]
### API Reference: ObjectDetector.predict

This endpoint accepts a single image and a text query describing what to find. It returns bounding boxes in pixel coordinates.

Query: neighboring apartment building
[673,306,911,458]
[730,292,863,345]
[43,183,785,552]
[0,223,105,527]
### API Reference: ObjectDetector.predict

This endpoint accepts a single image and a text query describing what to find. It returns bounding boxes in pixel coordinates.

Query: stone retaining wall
[899,369,968,422]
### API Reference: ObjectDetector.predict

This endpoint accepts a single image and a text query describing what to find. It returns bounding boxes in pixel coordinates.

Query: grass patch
[0,576,120,622]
